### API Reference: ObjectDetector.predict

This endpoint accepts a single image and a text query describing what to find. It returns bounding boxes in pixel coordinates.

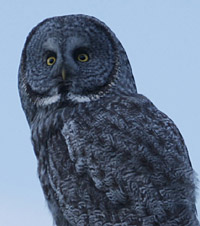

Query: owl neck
[21,68,136,126]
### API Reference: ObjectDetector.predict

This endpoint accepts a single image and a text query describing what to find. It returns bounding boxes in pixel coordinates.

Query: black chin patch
[58,82,71,94]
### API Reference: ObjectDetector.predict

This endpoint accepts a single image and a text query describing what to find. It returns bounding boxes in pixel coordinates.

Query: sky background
[0,1,200,225]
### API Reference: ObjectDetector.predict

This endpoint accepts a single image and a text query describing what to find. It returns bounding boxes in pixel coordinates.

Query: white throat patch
[67,92,92,103]
[36,94,61,106]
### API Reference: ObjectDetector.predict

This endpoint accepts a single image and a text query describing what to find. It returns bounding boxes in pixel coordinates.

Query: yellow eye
[47,56,56,66]
[77,53,89,62]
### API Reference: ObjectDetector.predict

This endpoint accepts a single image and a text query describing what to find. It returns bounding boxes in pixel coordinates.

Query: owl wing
[61,94,196,224]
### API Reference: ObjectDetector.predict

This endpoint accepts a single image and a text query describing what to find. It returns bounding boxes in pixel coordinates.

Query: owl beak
[62,68,66,80]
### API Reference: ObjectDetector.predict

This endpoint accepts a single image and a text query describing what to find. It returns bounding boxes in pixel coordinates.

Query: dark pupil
[79,54,86,60]
[49,58,55,64]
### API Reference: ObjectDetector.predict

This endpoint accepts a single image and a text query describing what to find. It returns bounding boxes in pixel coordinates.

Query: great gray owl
[18,14,199,225]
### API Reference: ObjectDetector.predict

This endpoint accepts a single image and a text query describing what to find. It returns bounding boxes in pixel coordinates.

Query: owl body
[18,15,199,225]
[31,93,197,225]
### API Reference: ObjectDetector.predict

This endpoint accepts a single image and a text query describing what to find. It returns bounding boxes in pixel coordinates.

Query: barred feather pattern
[31,94,198,225]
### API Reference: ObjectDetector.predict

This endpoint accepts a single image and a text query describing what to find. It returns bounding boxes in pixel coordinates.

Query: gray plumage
[18,14,199,225]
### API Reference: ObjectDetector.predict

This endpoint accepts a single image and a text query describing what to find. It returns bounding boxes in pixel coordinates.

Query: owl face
[19,15,136,124]
[23,15,118,98]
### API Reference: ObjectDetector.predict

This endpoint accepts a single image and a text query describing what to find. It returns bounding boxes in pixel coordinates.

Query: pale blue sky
[0,1,200,225]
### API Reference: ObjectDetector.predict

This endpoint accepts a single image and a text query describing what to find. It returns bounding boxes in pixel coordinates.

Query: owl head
[18,15,136,124]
